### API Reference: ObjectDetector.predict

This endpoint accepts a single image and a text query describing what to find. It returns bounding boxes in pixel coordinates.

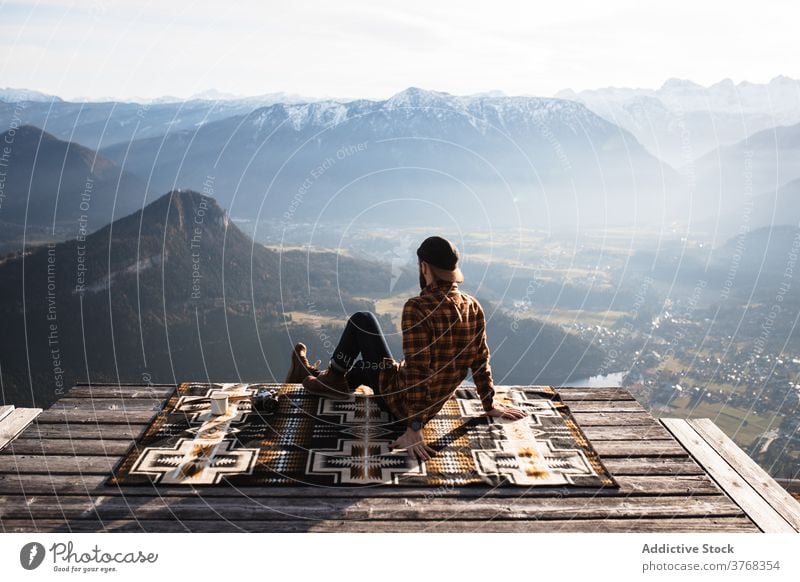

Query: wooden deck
[1,383,798,533]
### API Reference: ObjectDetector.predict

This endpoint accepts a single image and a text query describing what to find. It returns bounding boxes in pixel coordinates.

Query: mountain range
[0,89,324,152]
[95,87,684,229]
[559,76,800,168]
[2,79,798,236]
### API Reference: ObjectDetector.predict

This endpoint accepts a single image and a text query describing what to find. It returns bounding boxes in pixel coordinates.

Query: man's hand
[389,427,437,462]
[486,402,529,420]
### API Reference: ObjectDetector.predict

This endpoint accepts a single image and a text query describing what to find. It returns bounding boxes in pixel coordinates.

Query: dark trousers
[330,311,398,420]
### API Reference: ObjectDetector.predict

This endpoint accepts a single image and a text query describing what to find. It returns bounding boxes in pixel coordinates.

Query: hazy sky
[1,0,798,101]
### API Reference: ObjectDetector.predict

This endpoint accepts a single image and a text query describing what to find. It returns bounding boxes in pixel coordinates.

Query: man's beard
[419,270,427,291]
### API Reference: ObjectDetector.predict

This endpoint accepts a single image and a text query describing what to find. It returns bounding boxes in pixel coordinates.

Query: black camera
[252,387,280,414]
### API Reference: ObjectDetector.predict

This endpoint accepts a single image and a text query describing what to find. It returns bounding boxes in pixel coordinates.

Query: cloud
[1,0,798,100]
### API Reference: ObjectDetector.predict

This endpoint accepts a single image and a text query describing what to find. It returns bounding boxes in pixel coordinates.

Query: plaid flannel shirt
[379,279,496,429]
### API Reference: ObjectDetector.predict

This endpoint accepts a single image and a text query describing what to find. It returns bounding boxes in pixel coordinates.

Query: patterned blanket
[107,382,618,488]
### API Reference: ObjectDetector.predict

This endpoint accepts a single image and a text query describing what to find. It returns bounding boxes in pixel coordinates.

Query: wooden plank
[570,412,657,426]
[50,403,642,415]
[48,398,167,411]
[0,406,14,423]
[66,385,635,401]
[602,457,705,475]
[2,439,136,456]
[72,383,178,388]
[10,423,669,444]
[581,425,674,441]
[0,453,705,477]
[67,386,176,399]
[16,423,670,443]
[0,409,42,452]
[561,401,647,413]
[688,418,800,532]
[1,517,759,533]
[17,423,147,441]
[0,473,721,497]
[556,388,636,401]
[34,408,656,428]
[58,389,639,406]
[36,409,159,424]
[0,455,118,474]
[46,399,646,413]
[0,494,745,521]
[591,440,688,457]
[662,418,795,533]
[1,437,686,458]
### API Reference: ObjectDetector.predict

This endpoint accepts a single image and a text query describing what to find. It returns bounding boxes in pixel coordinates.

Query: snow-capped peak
[384,87,454,109]
[244,86,612,136]
[0,87,61,103]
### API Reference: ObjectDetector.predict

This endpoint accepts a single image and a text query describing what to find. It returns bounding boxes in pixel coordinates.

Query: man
[286,235,528,462]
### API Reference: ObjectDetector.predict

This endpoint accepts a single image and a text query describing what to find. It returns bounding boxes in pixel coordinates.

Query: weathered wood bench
[0,405,41,454]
